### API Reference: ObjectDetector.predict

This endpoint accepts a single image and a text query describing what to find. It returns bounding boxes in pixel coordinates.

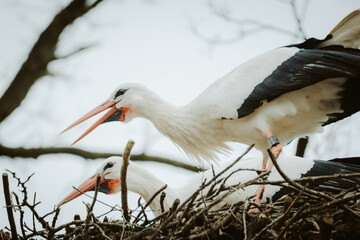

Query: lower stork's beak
[60,100,129,145]
[57,173,107,207]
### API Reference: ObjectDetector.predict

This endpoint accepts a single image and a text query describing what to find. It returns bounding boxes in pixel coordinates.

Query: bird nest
[1,147,360,240]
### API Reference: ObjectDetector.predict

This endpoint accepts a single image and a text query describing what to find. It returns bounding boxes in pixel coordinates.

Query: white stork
[61,10,360,204]
[57,155,360,216]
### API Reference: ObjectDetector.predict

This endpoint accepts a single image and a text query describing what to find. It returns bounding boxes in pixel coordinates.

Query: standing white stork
[57,155,360,216]
[61,10,360,203]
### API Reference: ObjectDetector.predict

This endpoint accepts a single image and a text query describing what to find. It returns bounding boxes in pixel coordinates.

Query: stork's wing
[191,9,360,121]
[192,47,360,120]
[236,47,360,118]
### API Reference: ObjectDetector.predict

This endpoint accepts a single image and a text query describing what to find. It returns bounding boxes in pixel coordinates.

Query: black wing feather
[272,158,360,201]
[237,48,360,120]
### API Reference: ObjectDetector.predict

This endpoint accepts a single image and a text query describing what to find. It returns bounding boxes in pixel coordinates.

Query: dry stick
[267,149,304,192]
[251,183,309,240]
[179,170,270,238]
[82,175,100,240]
[132,184,168,224]
[268,150,360,219]
[272,183,309,230]
[2,173,18,240]
[299,192,360,219]
[267,150,331,201]
[149,144,255,239]
[262,172,360,185]
[32,193,37,235]
[188,207,239,240]
[274,203,310,240]
[93,223,112,240]
[121,140,135,222]
[11,192,26,239]
[199,170,270,215]
[137,202,149,226]
[71,186,122,211]
[8,171,63,238]
[160,192,166,213]
[176,193,198,229]
[243,200,250,240]
[48,208,61,239]
[130,227,159,240]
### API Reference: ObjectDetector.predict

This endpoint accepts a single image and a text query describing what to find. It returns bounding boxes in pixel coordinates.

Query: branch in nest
[121,140,135,222]
[2,173,18,240]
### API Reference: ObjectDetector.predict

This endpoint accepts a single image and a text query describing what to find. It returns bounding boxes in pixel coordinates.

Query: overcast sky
[1,0,360,230]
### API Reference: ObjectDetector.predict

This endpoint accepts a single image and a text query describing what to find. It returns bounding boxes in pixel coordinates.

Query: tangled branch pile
[2,149,360,240]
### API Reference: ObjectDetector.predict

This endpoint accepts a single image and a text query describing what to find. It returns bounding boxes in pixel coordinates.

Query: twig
[289,0,307,39]
[243,200,250,240]
[188,207,238,239]
[251,183,309,240]
[268,150,360,220]
[273,183,309,230]
[121,140,135,222]
[150,145,254,239]
[32,193,37,235]
[160,192,166,214]
[2,173,18,240]
[11,192,26,239]
[267,150,331,201]
[93,223,112,240]
[261,172,360,185]
[48,208,61,239]
[176,193,198,229]
[133,184,167,224]
[82,175,100,239]
[130,227,159,240]
[299,192,360,220]
[71,186,122,212]
[275,203,310,240]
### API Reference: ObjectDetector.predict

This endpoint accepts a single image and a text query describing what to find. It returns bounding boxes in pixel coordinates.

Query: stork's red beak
[57,173,107,207]
[60,100,129,145]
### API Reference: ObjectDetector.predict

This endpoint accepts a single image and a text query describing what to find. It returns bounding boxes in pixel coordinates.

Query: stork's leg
[250,130,282,212]
[265,129,282,160]
[250,155,269,211]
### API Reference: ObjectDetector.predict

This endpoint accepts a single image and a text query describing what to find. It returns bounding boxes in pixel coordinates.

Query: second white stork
[57,155,360,216]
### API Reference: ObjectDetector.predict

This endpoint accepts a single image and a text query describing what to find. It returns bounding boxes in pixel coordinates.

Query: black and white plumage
[57,155,360,216]
[61,10,360,163]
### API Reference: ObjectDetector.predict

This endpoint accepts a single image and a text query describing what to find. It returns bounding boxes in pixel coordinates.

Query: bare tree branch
[191,0,306,46]
[0,0,104,123]
[0,144,201,172]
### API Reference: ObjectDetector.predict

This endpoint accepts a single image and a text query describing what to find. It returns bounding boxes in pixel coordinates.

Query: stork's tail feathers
[272,157,360,201]
[319,9,360,125]
[303,157,360,192]
[318,9,360,49]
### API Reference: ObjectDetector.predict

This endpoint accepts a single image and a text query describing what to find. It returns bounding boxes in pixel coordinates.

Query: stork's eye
[103,162,114,171]
[115,89,127,98]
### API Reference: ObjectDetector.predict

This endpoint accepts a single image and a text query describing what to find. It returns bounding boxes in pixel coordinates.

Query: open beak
[57,173,107,207]
[61,100,129,145]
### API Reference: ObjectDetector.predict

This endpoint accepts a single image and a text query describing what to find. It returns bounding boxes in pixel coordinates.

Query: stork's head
[57,156,122,207]
[61,83,149,145]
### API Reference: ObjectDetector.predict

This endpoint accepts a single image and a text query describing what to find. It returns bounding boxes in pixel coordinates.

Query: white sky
[1,0,360,231]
